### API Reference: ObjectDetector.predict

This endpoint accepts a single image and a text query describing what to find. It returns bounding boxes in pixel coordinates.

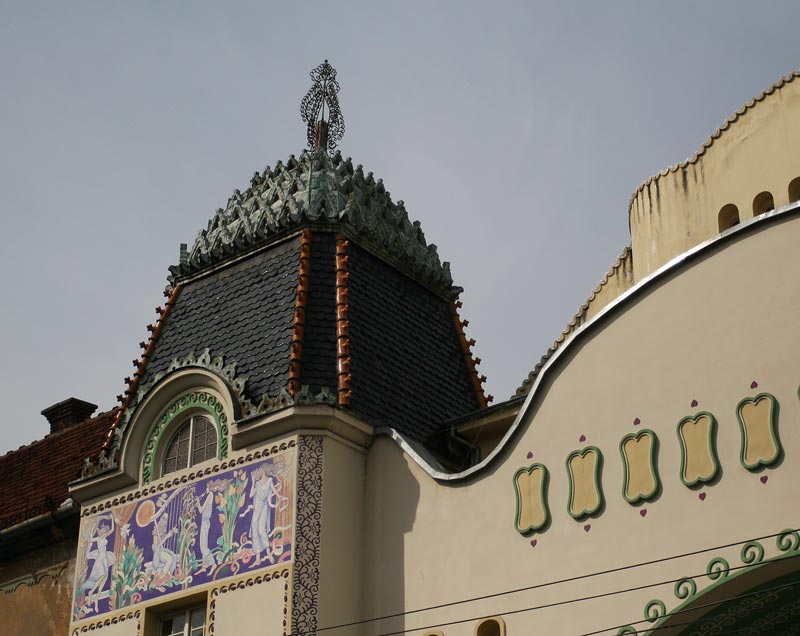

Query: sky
[1,1,799,454]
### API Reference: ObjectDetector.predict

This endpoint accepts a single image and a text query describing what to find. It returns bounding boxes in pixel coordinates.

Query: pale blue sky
[1,1,798,453]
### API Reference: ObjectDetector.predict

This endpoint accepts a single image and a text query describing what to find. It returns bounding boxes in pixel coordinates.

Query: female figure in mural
[81,518,116,612]
[151,514,178,577]
[195,483,216,572]
[246,462,284,566]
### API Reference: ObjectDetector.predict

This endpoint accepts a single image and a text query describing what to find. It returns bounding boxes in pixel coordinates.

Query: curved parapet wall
[629,70,800,279]
[362,203,800,636]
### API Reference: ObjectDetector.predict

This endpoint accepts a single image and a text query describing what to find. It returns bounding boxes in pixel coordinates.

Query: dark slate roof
[139,236,301,405]
[170,151,460,297]
[0,412,115,530]
[300,232,338,393]
[347,243,482,441]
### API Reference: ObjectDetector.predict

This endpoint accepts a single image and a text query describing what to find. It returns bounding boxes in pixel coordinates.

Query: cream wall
[211,572,287,636]
[355,211,800,636]
[629,73,800,280]
[317,435,367,633]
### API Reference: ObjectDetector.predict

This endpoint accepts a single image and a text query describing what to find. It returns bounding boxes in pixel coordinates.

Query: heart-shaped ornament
[583,524,591,532]
[760,475,769,484]
[530,539,537,547]
[698,492,707,501]
[640,509,647,517]
[751,381,759,389]
[526,451,533,459]
[633,417,641,426]
[691,399,699,408]
[579,434,587,443]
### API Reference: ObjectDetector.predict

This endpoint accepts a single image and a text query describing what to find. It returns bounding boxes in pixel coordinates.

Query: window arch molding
[142,390,229,484]
[118,367,237,486]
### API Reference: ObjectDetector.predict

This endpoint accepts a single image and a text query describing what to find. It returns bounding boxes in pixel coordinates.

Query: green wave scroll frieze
[616,529,800,636]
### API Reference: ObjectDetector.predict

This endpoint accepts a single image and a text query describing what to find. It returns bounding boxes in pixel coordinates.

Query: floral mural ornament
[73,450,296,622]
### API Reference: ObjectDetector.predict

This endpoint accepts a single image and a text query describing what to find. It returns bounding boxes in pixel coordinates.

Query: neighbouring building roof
[0,411,115,530]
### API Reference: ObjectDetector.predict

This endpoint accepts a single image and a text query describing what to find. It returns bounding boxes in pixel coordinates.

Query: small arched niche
[475,617,506,636]
[753,191,775,216]
[788,177,800,203]
[718,204,740,231]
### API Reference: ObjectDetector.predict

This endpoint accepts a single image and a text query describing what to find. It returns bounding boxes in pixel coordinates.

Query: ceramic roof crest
[169,150,458,295]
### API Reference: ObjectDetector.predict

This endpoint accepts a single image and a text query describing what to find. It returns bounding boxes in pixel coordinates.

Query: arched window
[162,415,218,476]
[753,191,775,216]
[475,617,506,636]
[718,204,740,231]
[789,177,800,204]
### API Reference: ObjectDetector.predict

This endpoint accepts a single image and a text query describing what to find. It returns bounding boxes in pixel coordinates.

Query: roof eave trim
[384,200,800,483]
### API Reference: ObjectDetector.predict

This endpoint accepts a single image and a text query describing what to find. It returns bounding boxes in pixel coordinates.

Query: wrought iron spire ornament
[301,60,345,153]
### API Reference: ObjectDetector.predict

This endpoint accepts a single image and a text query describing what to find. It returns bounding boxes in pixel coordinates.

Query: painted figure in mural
[195,483,216,571]
[81,518,116,611]
[244,461,287,565]
[151,513,179,577]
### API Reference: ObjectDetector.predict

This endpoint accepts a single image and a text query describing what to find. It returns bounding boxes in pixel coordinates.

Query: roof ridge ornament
[301,60,345,154]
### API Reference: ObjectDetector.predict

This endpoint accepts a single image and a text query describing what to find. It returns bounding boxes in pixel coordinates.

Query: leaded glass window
[162,415,217,476]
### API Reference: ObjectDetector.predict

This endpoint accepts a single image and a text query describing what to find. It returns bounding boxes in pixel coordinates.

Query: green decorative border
[736,392,781,471]
[513,463,550,535]
[141,391,229,484]
[619,429,661,504]
[616,529,800,635]
[677,411,720,488]
[565,446,604,520]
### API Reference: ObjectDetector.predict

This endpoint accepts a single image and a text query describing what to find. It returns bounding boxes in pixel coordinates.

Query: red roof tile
[0,411,115,530]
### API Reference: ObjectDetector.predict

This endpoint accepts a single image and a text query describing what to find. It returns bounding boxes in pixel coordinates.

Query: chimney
[41,398,98,434]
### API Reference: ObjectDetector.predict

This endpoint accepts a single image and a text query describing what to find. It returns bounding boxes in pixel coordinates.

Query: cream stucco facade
[66,70,800,636]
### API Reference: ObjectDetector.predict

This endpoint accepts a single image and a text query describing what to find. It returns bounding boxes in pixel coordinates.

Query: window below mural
[163,415,218,476]
[161,605,206,636]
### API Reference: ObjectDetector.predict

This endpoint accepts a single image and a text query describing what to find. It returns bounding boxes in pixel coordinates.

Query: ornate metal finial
[301,60,345,153]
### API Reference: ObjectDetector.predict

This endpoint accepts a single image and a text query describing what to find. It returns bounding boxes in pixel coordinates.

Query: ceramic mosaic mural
[73,449,295,621]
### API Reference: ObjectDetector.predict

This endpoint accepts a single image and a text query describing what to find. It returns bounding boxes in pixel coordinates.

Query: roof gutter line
[0,498,78,541]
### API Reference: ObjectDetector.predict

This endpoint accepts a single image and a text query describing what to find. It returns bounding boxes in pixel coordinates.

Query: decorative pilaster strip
[292,436,324,636]
[98,285,183,463]
[335,235,352,406]
[450,301,490,407]
[288,229,313,396]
